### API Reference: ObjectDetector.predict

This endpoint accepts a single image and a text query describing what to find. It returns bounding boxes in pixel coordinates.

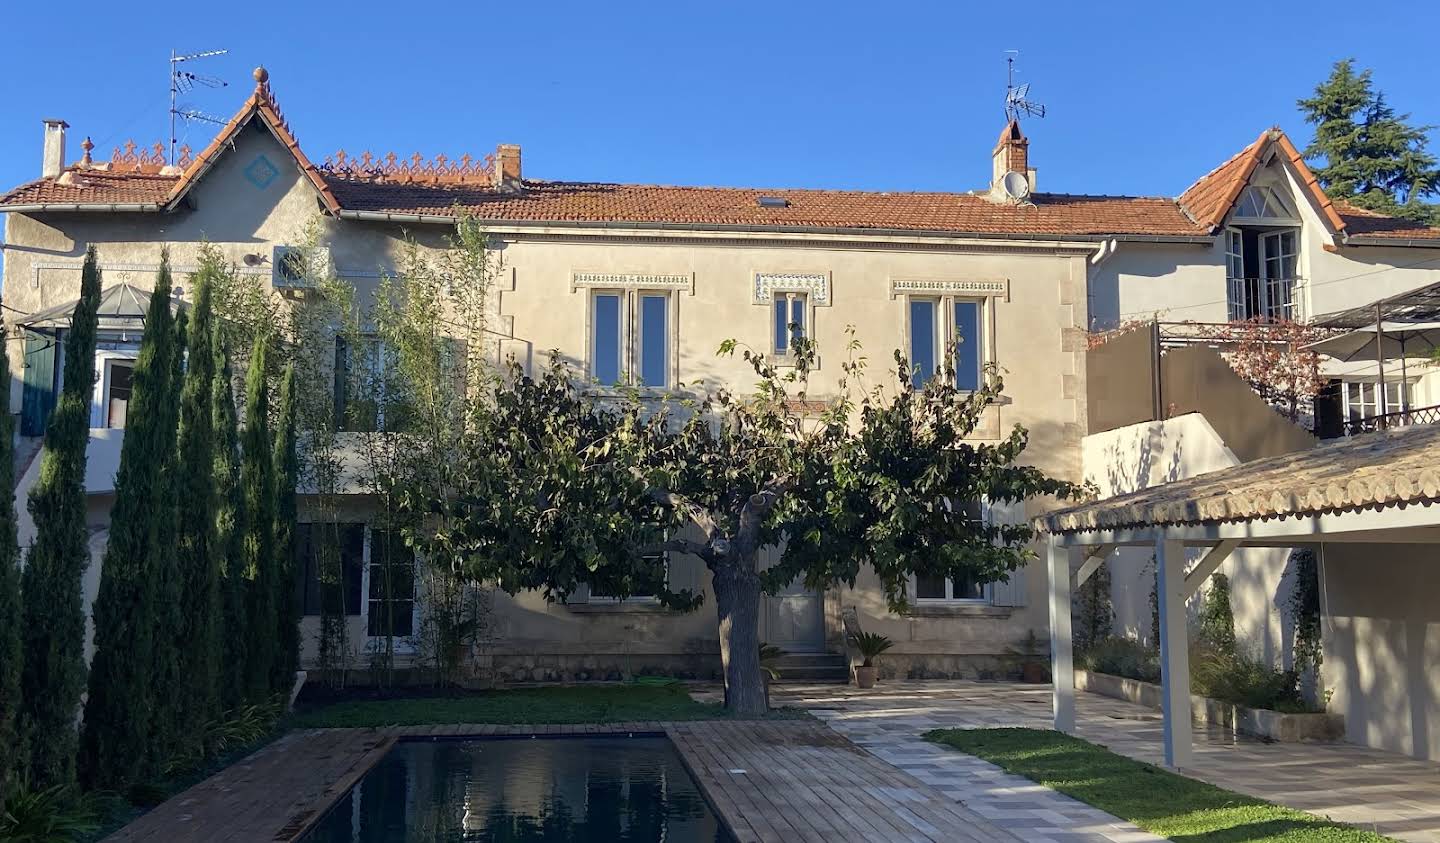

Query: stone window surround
[752,271,830,367]
[574,272,690,392]
[894,278,1006,393]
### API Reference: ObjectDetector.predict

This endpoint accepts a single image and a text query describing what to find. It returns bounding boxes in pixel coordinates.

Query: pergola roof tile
[1039,422,1440,534]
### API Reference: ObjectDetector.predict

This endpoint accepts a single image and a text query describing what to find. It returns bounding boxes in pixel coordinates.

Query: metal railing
[1344,403,1440,436]
[1227,277,1301,323]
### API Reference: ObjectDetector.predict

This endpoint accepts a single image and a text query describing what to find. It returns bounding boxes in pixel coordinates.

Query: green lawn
[290,682,802,728]
[925,728,1396,843]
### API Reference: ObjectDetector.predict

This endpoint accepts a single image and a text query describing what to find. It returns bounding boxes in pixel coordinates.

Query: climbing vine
[1289,548,1323,677]
[1073,562,1113,654]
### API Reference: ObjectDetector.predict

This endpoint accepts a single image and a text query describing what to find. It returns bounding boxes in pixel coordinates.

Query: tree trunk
[712,562,766,715]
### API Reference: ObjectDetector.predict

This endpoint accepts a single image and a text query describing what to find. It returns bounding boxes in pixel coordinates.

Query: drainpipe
[1089,238,1118,267]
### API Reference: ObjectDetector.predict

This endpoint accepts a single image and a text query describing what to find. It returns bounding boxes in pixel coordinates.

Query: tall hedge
[18,246,102,790]
[241,337,277,703]
[0,320,23,800]
[173,267,219,743]
[147,311,187,769]
[272,363,300,696]
[212,333,249,712]
[79,258,176,790]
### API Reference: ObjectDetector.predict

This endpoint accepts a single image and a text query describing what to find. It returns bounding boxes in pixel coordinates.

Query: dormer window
[1232,185,1298,223]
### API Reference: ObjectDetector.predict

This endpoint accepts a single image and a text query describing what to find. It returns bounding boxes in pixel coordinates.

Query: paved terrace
[103,719,1020,843]
[772,681,1440,843]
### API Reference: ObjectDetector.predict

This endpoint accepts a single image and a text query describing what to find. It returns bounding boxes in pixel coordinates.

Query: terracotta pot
[854,665,878,689]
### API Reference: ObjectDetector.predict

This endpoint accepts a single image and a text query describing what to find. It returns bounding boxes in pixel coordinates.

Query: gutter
[0,203,160,213]
[1089,238,1119,266]
[337,210,1215,246]
[1340,235,1440,249]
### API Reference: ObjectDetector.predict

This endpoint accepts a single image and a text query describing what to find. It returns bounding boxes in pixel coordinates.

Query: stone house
[4,68,1436,693]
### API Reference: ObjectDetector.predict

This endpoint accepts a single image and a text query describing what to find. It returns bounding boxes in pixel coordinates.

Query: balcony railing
[1228,277,1301,322]
[1344,403,1440,436]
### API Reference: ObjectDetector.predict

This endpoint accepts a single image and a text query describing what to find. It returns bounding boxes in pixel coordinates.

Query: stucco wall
[3,123,1093,673]
[1084,413,1298,665]
[1322,542,1440,760]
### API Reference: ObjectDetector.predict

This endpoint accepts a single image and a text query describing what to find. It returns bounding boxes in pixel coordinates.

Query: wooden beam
[1072,544,1115,589]
[1181,540,1239,599]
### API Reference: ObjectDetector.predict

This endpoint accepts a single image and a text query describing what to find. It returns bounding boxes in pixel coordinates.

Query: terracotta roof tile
[1334,200,1440,241]
[325,179,1204,237]
[1177,131,1267,229]
[1040,422,1440,534]
[0,169,175,207]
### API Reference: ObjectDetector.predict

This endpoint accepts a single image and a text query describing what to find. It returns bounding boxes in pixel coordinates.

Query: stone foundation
[878,653,1033,682]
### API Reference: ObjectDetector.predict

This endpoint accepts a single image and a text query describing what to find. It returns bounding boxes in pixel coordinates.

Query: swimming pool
[300,735,732,841]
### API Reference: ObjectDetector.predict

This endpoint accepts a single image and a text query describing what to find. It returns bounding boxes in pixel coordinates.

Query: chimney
[493,144,522,189]
[42,118,69,178]
[991,119,1029,189]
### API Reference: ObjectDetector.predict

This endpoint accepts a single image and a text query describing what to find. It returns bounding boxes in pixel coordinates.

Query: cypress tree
[271,363,300,696]
[17,245,102,790]
[147,311,187,770]
[241,336,277,703]
[173,266,219,743]
[0,321,23,801]
[213,334,249,713]
[78,258,176,790]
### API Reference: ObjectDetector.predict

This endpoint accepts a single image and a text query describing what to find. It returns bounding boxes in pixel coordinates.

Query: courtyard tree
[173,259,221,740]
[18,246,102,789]
[240,336,278,703]
[1299,59,1440,223]
[0,321,21,800]
[79,256,177,789]
[441,334,1083,714]
[212,331,249,712]
[272,362,300,696]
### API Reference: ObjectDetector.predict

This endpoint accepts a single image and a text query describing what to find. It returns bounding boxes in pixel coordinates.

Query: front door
[763,576,825,652]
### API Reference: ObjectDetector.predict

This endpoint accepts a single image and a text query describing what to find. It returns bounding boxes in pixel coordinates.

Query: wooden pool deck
[103,720,1017,842]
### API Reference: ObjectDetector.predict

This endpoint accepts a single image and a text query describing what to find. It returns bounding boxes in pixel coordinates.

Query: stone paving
[772,681,1440,843]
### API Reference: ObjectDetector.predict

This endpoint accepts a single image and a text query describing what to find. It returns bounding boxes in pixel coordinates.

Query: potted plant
[1009,629,1051,684]
[850,632,894,689]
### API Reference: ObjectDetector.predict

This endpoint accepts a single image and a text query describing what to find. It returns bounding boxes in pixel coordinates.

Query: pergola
[1038,423,1440,767]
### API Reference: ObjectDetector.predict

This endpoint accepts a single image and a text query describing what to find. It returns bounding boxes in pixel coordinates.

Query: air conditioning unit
[271,245,331,295]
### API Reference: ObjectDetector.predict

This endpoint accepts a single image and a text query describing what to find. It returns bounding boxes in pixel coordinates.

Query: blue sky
[1,0,1438,199]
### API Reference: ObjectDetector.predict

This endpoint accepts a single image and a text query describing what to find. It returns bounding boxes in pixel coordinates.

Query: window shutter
[987,499,1028,607]
[20,333,57,436]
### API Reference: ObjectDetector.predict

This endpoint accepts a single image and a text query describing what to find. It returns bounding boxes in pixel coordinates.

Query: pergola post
[1155,536,1193,768]
[1047,536,1075,733]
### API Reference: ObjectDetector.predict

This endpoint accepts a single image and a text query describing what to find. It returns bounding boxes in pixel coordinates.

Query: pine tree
[0,321,23,801]
[17,245,102,790]
[1299,59,1440,222]
[213,333,249,713]
[172,264,219,745]
[78,258,176,790]
[271,363,300,697]
[241,337,277,703]
[147,311,187,771]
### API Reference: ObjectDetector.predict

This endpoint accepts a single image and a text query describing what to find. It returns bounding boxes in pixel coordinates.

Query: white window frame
[908,500,993,604]
[1225,226,1301,322]
[362,526,419,653]
[1343,379,1411,422]
[772,291,810,357]
[586,289,676,390]
[904,295,990,391]
[90,349,139,429]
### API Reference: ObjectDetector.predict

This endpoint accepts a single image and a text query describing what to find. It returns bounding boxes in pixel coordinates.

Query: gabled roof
[165,67,340,214]
[1178,128,1347,233]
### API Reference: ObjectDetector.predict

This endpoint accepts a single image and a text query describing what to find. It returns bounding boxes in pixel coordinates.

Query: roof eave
[1341,235,1440,249]
[335,209,1213,244]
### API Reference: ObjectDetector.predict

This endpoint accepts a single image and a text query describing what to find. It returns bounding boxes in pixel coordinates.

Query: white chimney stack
[42,118,69,178]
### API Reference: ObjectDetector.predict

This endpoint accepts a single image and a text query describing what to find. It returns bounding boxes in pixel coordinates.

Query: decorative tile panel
[244,154,279,190]
[752,272,829,305]
[890,279,1008,299]
[572,272,692,293]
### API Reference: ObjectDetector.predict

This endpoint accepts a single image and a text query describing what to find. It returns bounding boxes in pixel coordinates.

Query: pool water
[301,736,731,842]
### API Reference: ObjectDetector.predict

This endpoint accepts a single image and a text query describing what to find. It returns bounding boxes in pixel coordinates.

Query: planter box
[1075,669,1345,743]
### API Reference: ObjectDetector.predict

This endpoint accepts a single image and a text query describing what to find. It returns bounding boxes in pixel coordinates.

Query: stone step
[768,653,850,684]
[771,652,848,667]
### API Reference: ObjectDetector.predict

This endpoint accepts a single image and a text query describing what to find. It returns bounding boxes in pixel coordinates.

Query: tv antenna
[1003,52,1046,122]
[169,48,229,164]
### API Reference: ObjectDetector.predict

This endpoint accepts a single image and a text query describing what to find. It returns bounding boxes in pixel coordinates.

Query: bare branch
[646,486,719,538]
[639,537,714,560]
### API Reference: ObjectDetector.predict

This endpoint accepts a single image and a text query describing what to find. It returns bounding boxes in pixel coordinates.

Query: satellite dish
[1001,170,1031,201]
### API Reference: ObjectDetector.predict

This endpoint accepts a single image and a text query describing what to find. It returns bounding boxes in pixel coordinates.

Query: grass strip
[924,728,1395,843]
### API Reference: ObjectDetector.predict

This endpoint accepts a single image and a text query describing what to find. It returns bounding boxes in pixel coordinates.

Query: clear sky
[1,0,1438,200]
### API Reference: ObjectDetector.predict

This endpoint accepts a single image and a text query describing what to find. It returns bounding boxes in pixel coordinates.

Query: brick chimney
[991,119,1030,189]
[42,118,69,178]
[493,144,521,189]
